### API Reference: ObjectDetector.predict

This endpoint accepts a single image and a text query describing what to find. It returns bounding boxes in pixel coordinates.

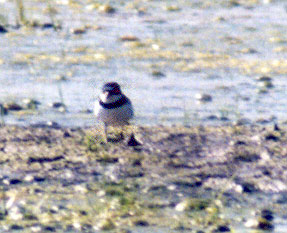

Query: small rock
[34,176,46,182]
[133,220,149,227]
[275,194,287,204]
[9,179,22,185]
[98,4,116,13]
[227,0,241,7]
[9,206,24,220]
[258,80,273,88]
[63,131,71,137]
[258,218,274,230]
[49,102,65,109]
[0,104,8,115]
[257,76,272,82]
[127,133,142,147]
[164,5,181,11]
[245,219,258,228]
[206,115,218,120]
[4,102,22,111]
[70,27,87,35]
[41,23,55,29]
[257,88,269,94]
[213,225,231,232]
[24,175,34,182]
[22,98,40,109]
[43,225,57,232]
[120,35,139,42]
[260,150,271,161]
[242,182,257,193]
[151,70,166,78]
[95,218,115,231]
[0,25,7,33]
[274,123,280,131]
[49,102,66,112]
[234,150,260,162]
[181,41,194,47]
[195,93,212,102]
[261,209,274,221]
[240,48,257,54]
[265,133,279,141]
[55,75,67,81]
[132,159,142,166]
[233,118,251,126]
[230,140,246,146]
[81,108,93,113]
[175,198,208,212]
[30,225,42,232]
[46,121,61,129]
[10,225,24,230]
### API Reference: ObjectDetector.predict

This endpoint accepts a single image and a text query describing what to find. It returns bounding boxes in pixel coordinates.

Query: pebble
[49,102,66,112]
[98,4,116,13]
[3,102,23,111]
[120,35,139,42]
[241,182,257,193]
[0,104,8,115]
[127,133,142,147]
[245,218,258,228]
[258,80,273,88]
[30,225,42,232]
[0,25,7,33]
[257,88,269,94]
[256,76,272,82]
[195,93,212,102]
[133,220,149,227]
[240,47,257,54]
[49,102,65,109]
[22,98,40,109]
[70,27,87,35]
[46,121,61,129]
[24,175,34,182]
[43,226,57,232]
[9,178,22,185]
[233,118,251,126]
[258,218,274,230]
[41,23,56,29]
[264,133,279,141]
[10,225,24,230]
[151,70,166,78]
[212,225,231,232]
[260,150,271,161]
[261,209,274,221]
[164,5,181,11]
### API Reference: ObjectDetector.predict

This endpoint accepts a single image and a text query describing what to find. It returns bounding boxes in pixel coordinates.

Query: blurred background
[1,0,287,127]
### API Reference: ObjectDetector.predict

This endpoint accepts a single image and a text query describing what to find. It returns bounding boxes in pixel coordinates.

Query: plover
[94,82,134,140]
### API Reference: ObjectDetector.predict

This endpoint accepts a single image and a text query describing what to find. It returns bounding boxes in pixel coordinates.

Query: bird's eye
[113,88,120,94]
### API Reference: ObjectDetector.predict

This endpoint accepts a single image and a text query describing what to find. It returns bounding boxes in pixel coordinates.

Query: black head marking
[102,82,122,95]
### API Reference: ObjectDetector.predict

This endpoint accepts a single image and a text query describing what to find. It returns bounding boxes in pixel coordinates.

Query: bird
[94,82,134,141]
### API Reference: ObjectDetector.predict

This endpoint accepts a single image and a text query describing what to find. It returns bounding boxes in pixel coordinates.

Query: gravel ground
[0,124,285,231]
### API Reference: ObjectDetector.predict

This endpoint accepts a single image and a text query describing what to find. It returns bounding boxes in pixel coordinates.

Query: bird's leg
[104,122,108,142]
[119,127,125,140]
[120,124,131,141]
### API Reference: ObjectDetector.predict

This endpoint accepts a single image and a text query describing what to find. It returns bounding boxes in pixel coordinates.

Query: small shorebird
[94,82,134,141]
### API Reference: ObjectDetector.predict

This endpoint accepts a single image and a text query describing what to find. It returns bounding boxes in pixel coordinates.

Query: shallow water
[1,0,287,127]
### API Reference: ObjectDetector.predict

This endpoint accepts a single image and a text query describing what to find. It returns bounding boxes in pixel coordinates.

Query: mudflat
[0,124,285,231]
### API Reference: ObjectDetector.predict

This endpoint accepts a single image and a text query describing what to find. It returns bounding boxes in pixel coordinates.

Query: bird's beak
[103,91,110,99]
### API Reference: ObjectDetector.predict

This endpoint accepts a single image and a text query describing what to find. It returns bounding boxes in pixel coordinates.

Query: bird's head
[101,82,122,102]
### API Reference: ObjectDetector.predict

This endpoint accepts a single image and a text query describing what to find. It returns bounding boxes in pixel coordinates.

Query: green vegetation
[15,0,27,25]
